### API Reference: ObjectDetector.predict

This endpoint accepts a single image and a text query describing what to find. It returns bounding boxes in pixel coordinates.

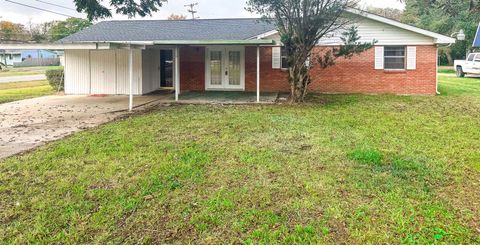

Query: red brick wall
[245,46,290,92]
[180,46,205,91]
[179,45,438,95]
[308,45,438,95]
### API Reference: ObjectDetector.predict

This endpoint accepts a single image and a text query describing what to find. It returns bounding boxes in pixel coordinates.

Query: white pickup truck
[454,53,480,77]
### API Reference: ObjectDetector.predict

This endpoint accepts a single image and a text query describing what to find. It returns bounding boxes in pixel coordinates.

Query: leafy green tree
[247,0,374,103]
[74,0,167,21]
[401,0,480,64]
[47,18,92,42]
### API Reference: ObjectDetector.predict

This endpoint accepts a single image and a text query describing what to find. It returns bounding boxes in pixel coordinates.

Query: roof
[58,8,455,45]
[474,23,480,48]
[59,18,276,43]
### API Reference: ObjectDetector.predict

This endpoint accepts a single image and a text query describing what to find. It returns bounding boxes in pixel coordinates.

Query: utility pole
[184,3,199,19]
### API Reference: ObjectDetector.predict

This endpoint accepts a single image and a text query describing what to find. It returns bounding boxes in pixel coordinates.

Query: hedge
[46,68,64,91]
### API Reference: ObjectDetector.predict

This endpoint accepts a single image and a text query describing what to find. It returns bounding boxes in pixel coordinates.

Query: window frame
[383,46,406,70]
[280,47,289,70]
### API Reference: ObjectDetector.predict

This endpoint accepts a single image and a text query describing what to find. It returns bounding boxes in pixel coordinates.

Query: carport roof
[58,18,277,43]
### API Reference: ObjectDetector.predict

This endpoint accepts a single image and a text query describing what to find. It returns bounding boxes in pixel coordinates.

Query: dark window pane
[384,47,405,57]
[468,54,475,61]
[281,57,288,69]
[385,57,405,69]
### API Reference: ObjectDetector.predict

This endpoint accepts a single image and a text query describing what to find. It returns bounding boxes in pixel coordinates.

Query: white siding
[317,17,434,46]
[141,49,161,94]
[116,49,142,95]
[64,50,90,94]
[90,50,116,94]
[64,49,143,95]
[262,15,435,46]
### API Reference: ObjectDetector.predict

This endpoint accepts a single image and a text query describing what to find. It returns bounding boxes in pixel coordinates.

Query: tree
[47,18,92,42]
[247,0,374,103]
[401,0,480,64]
[0,21,27,41]
[168,14,188,20]
[367,7,403,21]
[75,0,167,20]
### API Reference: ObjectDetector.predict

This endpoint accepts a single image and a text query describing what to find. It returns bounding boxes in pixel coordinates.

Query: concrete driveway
[0,74,47,83]
[0,95,167,160]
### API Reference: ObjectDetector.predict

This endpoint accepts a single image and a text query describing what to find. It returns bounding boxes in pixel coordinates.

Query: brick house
[0,8,455,106]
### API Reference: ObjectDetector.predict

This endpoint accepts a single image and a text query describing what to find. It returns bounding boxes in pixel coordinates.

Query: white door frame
[205,46,245,91]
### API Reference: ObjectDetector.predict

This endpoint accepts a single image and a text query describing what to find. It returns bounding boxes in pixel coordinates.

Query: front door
[205,46,245,90]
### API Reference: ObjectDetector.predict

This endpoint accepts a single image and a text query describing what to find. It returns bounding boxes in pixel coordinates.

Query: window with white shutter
[272,47,281,69]
[407,46,416,70]
[375,46,384,70]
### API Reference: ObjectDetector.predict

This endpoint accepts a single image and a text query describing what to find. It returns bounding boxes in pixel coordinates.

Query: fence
[13,58,60,67]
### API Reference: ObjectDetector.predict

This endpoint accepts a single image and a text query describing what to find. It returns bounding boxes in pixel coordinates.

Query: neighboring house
[0,50,22,66]
[20,50,58,60]
[474,23,480,48]
[0,8,455,98]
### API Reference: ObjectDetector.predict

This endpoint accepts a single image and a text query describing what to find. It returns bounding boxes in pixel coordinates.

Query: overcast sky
[0,0,405,25]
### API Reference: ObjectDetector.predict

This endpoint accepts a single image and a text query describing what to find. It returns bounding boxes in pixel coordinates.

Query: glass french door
[206,46,244,90]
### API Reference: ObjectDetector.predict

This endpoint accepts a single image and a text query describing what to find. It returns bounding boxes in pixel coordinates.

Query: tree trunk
[288,62,310,103]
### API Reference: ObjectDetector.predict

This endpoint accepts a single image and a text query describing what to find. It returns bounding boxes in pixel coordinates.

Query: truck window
[475,54,480,62]
[467,54,475,61]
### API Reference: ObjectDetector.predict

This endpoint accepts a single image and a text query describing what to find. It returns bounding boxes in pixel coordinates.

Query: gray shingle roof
[59,18,276,43]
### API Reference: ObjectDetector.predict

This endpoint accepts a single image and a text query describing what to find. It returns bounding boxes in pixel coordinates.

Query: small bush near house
[46,68,64,91]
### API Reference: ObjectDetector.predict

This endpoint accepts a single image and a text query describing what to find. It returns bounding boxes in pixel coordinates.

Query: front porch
[165,91,279,104]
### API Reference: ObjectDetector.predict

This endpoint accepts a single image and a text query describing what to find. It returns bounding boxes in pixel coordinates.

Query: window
[281,47,288,69]
[467,54,475,61]
[384,46,406,70]
[475,54,480,62]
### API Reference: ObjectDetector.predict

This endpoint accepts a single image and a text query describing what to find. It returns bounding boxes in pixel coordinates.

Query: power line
[4,0,77,18]
[34,0,77,11]
[184,2,199,19]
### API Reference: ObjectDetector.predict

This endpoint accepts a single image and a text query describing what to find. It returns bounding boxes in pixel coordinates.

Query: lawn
[0,80,54,104]
[438,74,480,96]
[1,77,480,243]
[0,66,62,77]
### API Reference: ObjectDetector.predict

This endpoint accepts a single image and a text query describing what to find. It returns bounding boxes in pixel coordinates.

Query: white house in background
[0,50,22,66]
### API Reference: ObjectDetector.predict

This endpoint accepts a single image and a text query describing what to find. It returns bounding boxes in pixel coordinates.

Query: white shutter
[407,46,417,70]
[374,46,384,70]
[272,47,281,69]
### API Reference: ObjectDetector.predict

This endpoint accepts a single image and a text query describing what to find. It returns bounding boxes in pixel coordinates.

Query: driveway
[0,95,168,160]
[0,74,47,83]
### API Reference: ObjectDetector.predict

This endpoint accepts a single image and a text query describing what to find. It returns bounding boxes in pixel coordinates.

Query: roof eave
[152,40,275,45]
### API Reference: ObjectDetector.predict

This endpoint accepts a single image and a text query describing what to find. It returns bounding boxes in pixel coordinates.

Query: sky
[0,0,405,25]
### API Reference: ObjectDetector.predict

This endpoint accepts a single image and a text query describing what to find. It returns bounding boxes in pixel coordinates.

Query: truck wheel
[456,67,465,78]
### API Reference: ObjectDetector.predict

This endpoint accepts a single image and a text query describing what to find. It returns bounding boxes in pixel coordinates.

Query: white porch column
[174,47,180,101]
[256,46,260,103]
[128,47,134,111]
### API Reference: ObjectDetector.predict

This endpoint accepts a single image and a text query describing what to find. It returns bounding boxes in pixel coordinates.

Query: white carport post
[256,46,260,103]
[174,47,180,101]
[128,46,134,111]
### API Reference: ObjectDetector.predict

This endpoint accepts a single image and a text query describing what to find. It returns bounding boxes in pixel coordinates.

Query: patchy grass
[438,66,455,74]
[0,66,61,77]
[0,77,480,243]
[438,75,480,96]
[0,80,54,104]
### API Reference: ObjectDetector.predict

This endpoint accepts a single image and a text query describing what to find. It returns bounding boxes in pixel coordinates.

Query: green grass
[0,80,54,104]
[0,77,480,243]
[438,75,480,96]
[438,66,456,74]
[0,66,62,77]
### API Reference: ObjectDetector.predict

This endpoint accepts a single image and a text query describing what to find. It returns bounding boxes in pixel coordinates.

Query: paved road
[0,74,46,83]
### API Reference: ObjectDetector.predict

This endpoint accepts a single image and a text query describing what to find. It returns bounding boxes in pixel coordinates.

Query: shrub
[46,68,64,91]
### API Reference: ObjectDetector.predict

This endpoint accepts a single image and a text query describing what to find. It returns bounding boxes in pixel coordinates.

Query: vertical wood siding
[64,49,143,95]
[90,50,116,94]
[64,50,90,94]
[141,49,161,94]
